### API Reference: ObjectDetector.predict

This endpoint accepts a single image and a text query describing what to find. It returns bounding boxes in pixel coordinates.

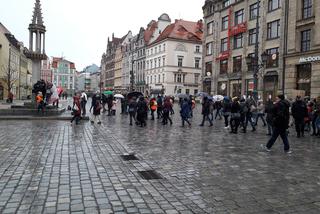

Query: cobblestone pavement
[0,104,319,213]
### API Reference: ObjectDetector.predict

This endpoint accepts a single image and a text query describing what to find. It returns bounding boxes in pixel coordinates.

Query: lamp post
[253,0,261,101]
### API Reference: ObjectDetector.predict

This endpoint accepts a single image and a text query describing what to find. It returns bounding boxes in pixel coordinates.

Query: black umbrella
[127,92,143,99]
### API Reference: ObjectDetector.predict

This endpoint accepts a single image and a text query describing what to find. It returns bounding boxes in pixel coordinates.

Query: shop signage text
[299,56,320,63]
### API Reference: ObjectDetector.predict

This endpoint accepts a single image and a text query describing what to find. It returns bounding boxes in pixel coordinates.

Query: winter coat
[202,100,211,116]
[291,100,308,120]
[180,101,190,119]
[272,100,290,130]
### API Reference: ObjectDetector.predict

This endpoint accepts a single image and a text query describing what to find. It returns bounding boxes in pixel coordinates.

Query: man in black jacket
[262,95,291,153]
[200,97,213,127]
[292,96,308,138]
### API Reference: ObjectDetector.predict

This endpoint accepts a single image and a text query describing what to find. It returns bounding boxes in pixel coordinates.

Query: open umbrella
[176,93,189,99]
[213,95,224,101]
[114,94,124,99]
[127,91,143,99]
[196,92,209,97]
[103,90,113,95]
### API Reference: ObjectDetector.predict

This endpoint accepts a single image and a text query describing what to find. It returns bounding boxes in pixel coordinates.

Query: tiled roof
[151,19,203,45]
[144,20,157,44]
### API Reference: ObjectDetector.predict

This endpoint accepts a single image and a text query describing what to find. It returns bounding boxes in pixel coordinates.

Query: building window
[159,45,161,52]
[206,62,212,76]
[178,56,183,67]
[296,63,311,96]
[194,89,199,96]
[158,74,160,83]
[267,20,280,39]
[235,9,244,25]
[250,3,258,20]
[233,56,242,73]
[220,59,228,74]
[194,74,199,84]
[162,73,165,82]
[301,29,311,52]
[163,57,165,66]
[233,33,243,49]
[302,0,312,19]
[223,0,230,8]
[248,28,257,45]
[163,44,166,51]
[247,53,256,71]
[154,59,157,68]
[222,16,229,31]
[186,89,190,95]
[196,45,200,53]
[221,38,228,52]
[268,0,280,12]
[266,47,279,68]
[195,58,200,69]
[177,74,182,83]
[206,42,213,55]
[207,22,214,35]
[183,74,186,83]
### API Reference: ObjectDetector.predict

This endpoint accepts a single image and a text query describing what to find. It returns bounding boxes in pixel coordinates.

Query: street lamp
[245,51,268,97]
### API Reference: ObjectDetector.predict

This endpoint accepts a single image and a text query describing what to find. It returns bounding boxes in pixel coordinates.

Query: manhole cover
[138,170,163,180]
[120,154,139,161]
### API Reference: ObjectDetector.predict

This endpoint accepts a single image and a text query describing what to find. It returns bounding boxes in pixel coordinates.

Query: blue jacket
[180,101,190,118]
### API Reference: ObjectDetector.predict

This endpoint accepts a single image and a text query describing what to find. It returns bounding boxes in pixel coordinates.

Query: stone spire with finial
[32,0,44,26]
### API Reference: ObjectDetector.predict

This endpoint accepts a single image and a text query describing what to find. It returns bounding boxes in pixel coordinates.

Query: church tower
[25,0,47,84]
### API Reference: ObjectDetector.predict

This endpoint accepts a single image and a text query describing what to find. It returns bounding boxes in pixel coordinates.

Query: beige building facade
[284,0,320,98]
[203,0,286,100]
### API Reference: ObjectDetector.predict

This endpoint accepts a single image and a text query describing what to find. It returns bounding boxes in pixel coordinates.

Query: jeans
[230,117,240,133]
[224,115,229,127]
[266,127,290,151]
[245,113,256,130]
[181,117,191,126]
[201,115,213,126]
[215,109,222,119]
[255,113,266,126]
[129,112,136,125]
[267,122,273,135]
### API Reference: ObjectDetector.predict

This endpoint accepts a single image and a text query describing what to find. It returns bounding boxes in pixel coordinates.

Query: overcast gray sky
[1,0,204,70]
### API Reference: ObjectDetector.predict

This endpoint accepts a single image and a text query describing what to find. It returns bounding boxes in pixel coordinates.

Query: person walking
[200,97,213,127]
[136,97,148,127]
[292,96,308,138]
[162,97,173,125]
[156,95,163,119]
[80,91,87,116]
[90,92,102,124]
[239,98,249,132]
[180,98,191,127]
[36,91,45,114]
[128,98,138,126]
[111,98,117,116]
[230,97,241,134]
[214,101,222,120]
[245,97,257,132]
[222,97,231,128]
[71,93,81,125]
[265,99,274,136]
[149,98,157,120]
[255,100,267,127]
[262,95,291,153]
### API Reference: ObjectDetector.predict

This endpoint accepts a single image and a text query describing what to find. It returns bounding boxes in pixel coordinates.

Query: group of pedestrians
[70,90,320,154]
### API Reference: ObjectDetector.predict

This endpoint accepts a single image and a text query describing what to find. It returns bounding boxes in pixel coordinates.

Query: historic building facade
[146,15,203,96]
[134,28,147,93]
[284,0,320,98]
[51,57,76,95]
[202,0,285,100]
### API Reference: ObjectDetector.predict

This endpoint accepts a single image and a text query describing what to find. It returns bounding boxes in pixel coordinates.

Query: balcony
[216,51,230,61]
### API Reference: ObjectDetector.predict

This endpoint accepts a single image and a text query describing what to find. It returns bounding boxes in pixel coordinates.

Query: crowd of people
[70,91,320,152]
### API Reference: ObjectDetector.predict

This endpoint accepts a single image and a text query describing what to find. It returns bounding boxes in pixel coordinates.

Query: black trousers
[230,117,240,133]
[295,119,305,136]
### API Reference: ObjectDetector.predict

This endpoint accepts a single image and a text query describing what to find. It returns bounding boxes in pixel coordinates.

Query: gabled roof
[151,19,203,45]
[144,20,157,44]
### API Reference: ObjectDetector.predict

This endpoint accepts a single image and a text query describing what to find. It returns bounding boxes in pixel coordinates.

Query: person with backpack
[262,94,292,153]
[239,98,248,133]
[265,99,274,135]
[222,97,231,128]
[156,95,163,119]
[291,96,308,138]
[71,93,82,125]
[230,97,241,134]
[128,97,138,126]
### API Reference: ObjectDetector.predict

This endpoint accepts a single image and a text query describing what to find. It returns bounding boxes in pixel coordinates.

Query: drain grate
[138,170,163,180]
[120,154,139,161]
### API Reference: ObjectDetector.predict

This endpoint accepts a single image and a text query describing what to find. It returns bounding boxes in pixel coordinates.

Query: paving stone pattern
[0,104,319,213]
